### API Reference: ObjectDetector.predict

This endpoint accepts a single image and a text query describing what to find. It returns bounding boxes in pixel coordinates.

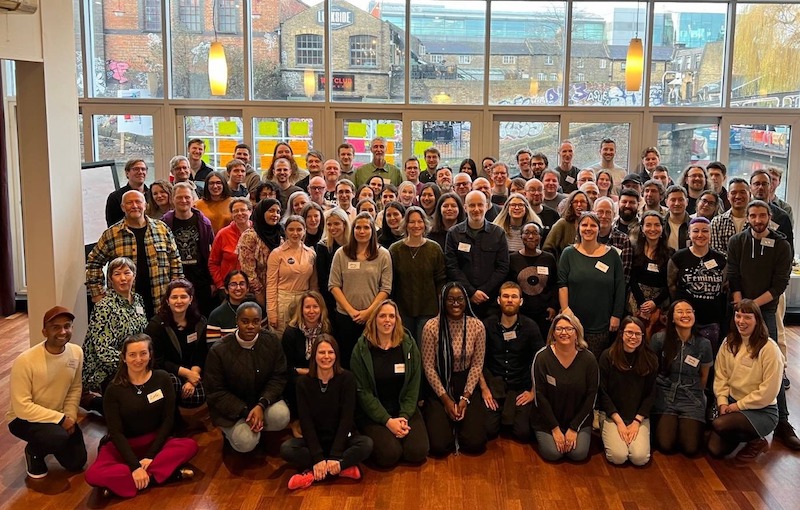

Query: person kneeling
[280,335,372,489]
[205,302,290,453]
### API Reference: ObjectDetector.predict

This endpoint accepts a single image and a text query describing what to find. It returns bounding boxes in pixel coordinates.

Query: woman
[428,192,464,250]
[280,335,372,489]
[209,197,252,293]
[641,147,661,179]
[301,202,325,248]
[329,212,392,368]
[709,300,784,462]
[380,185,398,209]
[145,180,174,220]
[668,217,727,351]
[266,215,317,335]
[532,314,598,461]
[356,185,375,205]
[389,206,447,344]
[251,181,279,208]
[650,300,713,456]
[599,317,658,466]
[351,300,429,467]
[207,270,258,344]
[82,257,150,413]
[195,171,233,234]
[421,282,487,456]
[508,222,558,337]
[493,193,540,253]
[459,158,477,178]
[85,334,198,498]
[596,170,617,202]
[145,280,207,409]
[377,201,406,249]
[356,198,378,220]
[543,190,590,260]
[367,175,385,202]
[558,212,625,357]
[629,211,673,336]
[237,198,283,308]
[285,191,310,221]
[282,290,332,437]
[315,209,350,316]
[418,183,441,219]
[509,178,526,196]
[397,181,418,208]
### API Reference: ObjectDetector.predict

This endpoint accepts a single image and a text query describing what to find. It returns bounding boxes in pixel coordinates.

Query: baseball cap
[622,173,642,185]
[43,306,75,328]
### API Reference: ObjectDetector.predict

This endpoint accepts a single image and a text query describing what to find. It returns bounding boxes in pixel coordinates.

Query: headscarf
[435,281,476,398]
[252,198,284,250]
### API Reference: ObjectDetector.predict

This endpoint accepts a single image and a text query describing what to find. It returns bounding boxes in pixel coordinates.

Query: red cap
[42,306,75,328]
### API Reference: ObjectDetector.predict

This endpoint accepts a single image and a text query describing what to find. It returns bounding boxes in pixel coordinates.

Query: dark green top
[389,239,447,319]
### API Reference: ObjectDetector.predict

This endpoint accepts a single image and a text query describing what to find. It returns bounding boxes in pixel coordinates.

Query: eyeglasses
[555,326,575,333]
[508,203,526,209]
[228,281,247,288]
[623,330,643,338]
[446,297,465,305]
[699,198,717,206]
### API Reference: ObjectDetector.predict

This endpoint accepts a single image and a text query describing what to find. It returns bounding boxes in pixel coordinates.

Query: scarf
[301,322,323,360]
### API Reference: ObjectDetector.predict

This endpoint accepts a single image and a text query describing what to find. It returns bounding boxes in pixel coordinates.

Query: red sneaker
[288,471,314,490]
[339,466,361,480]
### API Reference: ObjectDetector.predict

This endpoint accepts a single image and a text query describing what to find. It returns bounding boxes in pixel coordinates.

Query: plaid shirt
[603,228,633,284]
[86,217,183,306]
[710,209,747,257]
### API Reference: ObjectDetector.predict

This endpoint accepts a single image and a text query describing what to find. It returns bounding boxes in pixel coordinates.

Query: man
[641,179,668,215]
[295,150,324,191]
[161,182,215,315]
[652,165,672,191]
[767,166,793,220]
[336,143,356,182]
[588,138,626,193]
[420,146,439,183]
[187,138,213,191]
[436,166,453,193]
[453,172,473,202]
[594,197,633,283]
[445,190,509,318]
[489,162,510,206]
[272,158,302,211]
[710,178,750,254]
[8,306,86,479]
[331,179,357,221]
[664,185,691,250]
[308,176,327,208]
[541,169,566,211]
[226,159,249,198]
[230,143,261,195]
[513,149,535,180]
[621,173,643,197]
[523,178,559,246]
[726,200,800,450]
[706,161,730,211]
[680,165,708,215]
[556,140,580,193]
[205,302,290,453]
[614,188,641,246]
[323,159,341,207]
[354,137,404,187]
[472,177,501,222]
[576,169,595,187]
[479,282,543,441]
[530,152,548,180]
[750,170,794,252]
[105,158,149,227]
[87,190,183,318]
[404,157,422,192]
[579,182,599,204]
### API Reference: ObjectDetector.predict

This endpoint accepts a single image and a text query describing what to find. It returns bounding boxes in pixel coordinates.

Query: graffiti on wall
[107,60,130,84]
[498,83,664,107]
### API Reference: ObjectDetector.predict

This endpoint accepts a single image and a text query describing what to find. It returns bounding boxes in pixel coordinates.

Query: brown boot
[735,438,768,464]
[774,421,800,451]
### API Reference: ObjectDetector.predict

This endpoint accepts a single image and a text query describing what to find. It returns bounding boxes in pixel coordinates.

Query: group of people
[7,135,797,498]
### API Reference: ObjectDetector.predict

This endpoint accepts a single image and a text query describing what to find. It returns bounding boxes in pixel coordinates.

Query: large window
[411,120,472,169]
[296,35,324,67]
[178,0,202,33]
[498,120,560,173]
[215,0,239,34]
[656,120,720,173]
[183,115,244,170]
[253,117,315,171]
[350,36,378,67]
[143,0,162,32]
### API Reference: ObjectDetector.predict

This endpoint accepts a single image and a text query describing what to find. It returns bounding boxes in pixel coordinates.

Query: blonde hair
[363,299,405,348]
[547,313,589,351]
[323,208,351,249]
[287,290,331,333]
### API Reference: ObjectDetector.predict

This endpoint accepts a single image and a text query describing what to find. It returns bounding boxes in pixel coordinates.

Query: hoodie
[726,227,791,312]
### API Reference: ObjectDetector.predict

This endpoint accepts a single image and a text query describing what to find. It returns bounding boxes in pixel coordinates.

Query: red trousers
[85,432,198,498]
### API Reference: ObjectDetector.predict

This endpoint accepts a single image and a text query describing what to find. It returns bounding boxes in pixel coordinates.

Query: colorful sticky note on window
[261,156,273,170]
[258,140,278,156]
[258,121,280,137]
[289,121,309,137]
[386,155,395,165]
[386,141,395,153]
[348,122,368,138]
[414,141,434,158]
[218,139,238,154]
[347,138,366,153]
[218,121,238,136]
[289,140,309,155]
[377,123,395,139]
[219,155,233,167]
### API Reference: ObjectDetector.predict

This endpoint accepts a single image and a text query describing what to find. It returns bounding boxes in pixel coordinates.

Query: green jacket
[350,331,421,425]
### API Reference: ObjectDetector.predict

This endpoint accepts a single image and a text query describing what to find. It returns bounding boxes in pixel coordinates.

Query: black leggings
[707,412,759,457]
[652,414,704,456]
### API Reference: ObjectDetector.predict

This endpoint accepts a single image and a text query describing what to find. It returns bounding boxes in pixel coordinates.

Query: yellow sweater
[196,197,233,234]
[7,342,83,424]
[714,337,784,410]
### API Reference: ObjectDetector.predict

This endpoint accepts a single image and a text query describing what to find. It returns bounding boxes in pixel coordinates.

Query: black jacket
[146,316,208,376]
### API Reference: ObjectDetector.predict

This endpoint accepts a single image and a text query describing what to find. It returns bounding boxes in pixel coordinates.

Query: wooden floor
[1,312,799,510]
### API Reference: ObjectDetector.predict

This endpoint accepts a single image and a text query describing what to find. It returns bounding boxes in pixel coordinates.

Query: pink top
[266,243,318,320]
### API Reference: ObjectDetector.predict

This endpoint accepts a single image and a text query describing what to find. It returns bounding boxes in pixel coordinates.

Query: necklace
[318,379,328,393]
[407,243,423,259]
[133,383,145,395]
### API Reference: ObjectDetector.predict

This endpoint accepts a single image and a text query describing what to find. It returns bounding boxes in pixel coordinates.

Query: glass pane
[567,122,631,172]
[499,121,560,174]
[489,2,566,106]
[183,116,244,171]
[74,0,83,97]
[728,124,790,200]
[252,118,315,172]
[655,121,720,175]
[410,121,472,169]
[651,3,726,107]
[732,4,800,108]
[329,0,405,103]
[171,1,244,99]
[342,119,403,167]
[88,0,164,98]
[92,114,155,185]
[79,113,85,163]
[409,0,486,105]
[570,2,644,107]
[4,60,15,97]
[252,0,322,101]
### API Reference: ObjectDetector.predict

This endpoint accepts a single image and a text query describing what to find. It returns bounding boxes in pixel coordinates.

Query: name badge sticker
[684,355,700,368]
[565,176,576,184]
[147,389,164,403]
[537,266,549,275]
[761,238,775,248]
[347,261,361,270]
[187,332,198,344]
[647,263,659,273]
[394,363,406,374]
[135,305,144,315]
[458,242,472,253]
[546,375,557,386]
[67,358,78,369]
[595,261,609,273]
[704,259,718,270]
[769,220,779,230]
[503,331,517,341]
